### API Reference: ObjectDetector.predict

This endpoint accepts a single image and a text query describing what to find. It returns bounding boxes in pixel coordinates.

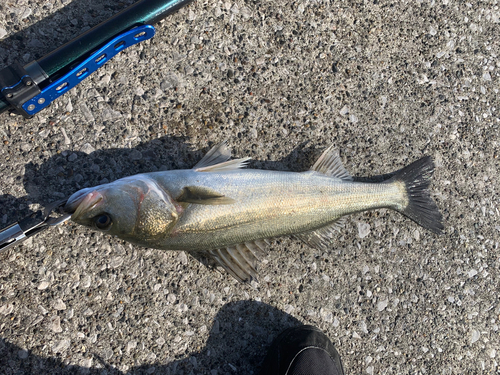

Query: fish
[64,142,444,282]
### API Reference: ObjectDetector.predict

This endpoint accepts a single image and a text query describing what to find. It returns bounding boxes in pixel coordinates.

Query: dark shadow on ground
[0,300,303,374]
[0,0,136,68]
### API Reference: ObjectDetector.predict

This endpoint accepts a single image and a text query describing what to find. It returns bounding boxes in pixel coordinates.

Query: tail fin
[388,156,444,234]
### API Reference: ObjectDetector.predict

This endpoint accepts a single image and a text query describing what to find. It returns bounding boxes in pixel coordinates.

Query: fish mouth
[64,189,104,220]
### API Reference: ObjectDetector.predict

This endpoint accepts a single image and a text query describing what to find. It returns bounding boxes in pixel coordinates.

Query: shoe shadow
[0,300,302,374]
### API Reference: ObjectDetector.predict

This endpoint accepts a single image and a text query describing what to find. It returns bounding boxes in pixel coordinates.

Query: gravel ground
[1,0,499,374]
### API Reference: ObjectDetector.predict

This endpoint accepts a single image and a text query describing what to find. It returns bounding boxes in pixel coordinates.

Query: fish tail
[388,156,444,234]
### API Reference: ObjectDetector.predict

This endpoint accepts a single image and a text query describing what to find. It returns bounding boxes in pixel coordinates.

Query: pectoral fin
[176,186,235,205]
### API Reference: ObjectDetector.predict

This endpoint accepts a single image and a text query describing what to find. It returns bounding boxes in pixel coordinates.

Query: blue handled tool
[0,0,193,118]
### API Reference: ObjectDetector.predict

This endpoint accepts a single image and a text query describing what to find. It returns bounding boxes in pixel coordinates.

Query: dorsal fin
[195,157,251,172]
[206,240,269,283]
[310,146,352,180]
[194,141,251,172]
[293,217,347,251]
[194,141,232,169]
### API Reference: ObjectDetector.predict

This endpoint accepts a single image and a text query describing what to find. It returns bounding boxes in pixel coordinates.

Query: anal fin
[294,218,346,251]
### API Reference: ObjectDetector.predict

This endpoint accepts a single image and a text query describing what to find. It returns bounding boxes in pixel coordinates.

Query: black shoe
[259,325,345,375]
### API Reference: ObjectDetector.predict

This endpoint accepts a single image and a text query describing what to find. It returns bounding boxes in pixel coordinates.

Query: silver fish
[65,142,444,282]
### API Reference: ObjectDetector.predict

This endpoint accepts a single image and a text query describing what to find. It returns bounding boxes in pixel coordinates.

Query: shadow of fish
[65,142,444,282]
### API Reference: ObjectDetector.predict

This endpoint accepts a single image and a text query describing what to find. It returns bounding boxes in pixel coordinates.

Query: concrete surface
[0,0,499,373]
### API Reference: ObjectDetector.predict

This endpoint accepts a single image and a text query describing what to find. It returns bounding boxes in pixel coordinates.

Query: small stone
[160,77,174,90]
[101,108,122,121]
[482,72,491,81]
[470,329,480,344]
[20,143,32,152]
[81,358,93,369]
[129,150,142,160]
[241,6,252,19]
[468,269,478,278]
[83,308,94,316]
[178,251,188,265]
[0,28,7,39]
[109,256,124,268]
[18,349,29,359]
[357,222,371,238]
[68,153,78,162]
[359,321,368,334]
[126,340,137,353]
[80,103,95,122]
[377,299,389,311]
[61,128,71,145]
[339,105,349,116]
[100,74,111,85]
[81,275,91,288]
[49,315,63,333]
[102,348,113,360]
[53,299,67,310]
[112,306,124,318]
[80,143,95,154]
[167,293,177,303]
[66,99,73,112]
[52,339,71,353]
[38,281,50,290]
[0,304,14,315]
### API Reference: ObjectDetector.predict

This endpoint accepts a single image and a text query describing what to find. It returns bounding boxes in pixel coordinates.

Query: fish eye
[94,214,112,230]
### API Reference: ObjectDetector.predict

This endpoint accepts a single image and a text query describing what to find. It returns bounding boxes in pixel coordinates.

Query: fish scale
[149,170,405,251]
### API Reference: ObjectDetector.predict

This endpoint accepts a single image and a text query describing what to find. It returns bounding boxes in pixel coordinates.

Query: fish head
[64,176,182,242]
